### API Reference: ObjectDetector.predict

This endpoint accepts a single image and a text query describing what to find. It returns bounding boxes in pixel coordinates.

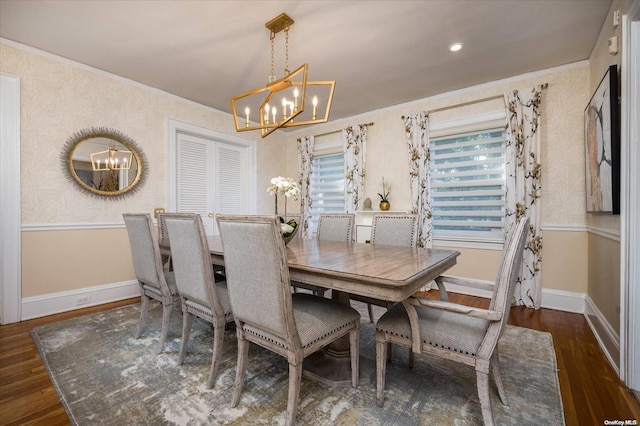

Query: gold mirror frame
[61,127,148,199]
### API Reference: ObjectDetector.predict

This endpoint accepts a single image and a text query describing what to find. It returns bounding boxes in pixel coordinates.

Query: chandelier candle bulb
[294,88,299,110]
[312,96,318,120]
[272,106,276,123]
[282,97,288,120]
[245,107,250,127]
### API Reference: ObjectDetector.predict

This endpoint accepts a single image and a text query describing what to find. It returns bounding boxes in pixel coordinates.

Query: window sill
[433,238,503,251]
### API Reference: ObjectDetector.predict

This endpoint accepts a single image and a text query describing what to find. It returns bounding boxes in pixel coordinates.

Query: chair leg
[350,328,360,388]
[156,300,172,354]
[491,352,508,405]
[408,348,415,369]
[178,311,192,364]
[386,341,393,362]
[376,334,388,406]
[476,370,494,426]
[206,323,225,388]
[232,335,249,408]
[367,303,374,323]
[285,361,303,426]
[135,293,149,339]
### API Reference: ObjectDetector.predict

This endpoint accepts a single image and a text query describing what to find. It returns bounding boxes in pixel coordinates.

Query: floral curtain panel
[343,124,367,213]
[403,112,433,248]
[297,136,314,239]
[504,86,543,309]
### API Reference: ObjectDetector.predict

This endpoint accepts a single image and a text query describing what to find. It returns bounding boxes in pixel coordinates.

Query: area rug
[31,302,565,425]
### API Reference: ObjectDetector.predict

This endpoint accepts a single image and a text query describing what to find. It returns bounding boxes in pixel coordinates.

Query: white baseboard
[446,282,493,299]
[446,281,586,313]
[540,288,586,313]
[21,280,140,321]
[584,295,621,374]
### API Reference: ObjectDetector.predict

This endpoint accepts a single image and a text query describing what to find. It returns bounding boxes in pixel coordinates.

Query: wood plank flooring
[1,294,638,425]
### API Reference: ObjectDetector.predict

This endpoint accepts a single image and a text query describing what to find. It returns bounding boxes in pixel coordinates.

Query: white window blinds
[308,152,345,231]
[430,127,506,242]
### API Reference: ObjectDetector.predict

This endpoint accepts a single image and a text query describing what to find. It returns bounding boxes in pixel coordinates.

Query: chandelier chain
[270,30,275,81]
[284,21,290,75]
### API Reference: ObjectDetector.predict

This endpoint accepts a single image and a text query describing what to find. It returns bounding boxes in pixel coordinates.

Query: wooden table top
[184,236,460,303]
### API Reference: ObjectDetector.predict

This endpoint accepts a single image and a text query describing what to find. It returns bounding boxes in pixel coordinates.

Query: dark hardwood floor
[1,293,638,425]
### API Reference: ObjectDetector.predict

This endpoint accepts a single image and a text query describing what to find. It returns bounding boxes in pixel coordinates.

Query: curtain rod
[311,122,374,138]
[427,83,548,115]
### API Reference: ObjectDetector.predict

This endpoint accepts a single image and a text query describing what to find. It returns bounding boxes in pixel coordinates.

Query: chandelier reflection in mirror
[90,144,133,171]
[230,13,335,138]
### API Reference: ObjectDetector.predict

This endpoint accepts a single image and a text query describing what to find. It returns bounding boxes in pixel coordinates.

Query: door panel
[176,132,249,236]
[177,133,214,234]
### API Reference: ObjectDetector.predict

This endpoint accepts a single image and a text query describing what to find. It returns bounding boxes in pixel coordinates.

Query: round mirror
[62,127,148,198]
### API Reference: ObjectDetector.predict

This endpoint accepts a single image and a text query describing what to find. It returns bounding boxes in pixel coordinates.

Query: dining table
[160,235,460,388]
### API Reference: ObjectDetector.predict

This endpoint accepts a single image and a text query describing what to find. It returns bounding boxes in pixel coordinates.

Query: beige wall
[0,42,288,298]
[21,228,135,297]
[287,63,591,294]
[583,0,629,334]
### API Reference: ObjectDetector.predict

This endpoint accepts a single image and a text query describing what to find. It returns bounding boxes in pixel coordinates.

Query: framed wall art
[584,64,620,214]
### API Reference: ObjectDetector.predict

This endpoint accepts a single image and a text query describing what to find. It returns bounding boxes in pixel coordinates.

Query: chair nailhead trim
[245,319,358,349]
[376,329,476,356]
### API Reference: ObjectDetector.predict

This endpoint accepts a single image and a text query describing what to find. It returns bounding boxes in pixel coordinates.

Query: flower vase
[380,201,390,211]
[282,223,299,244]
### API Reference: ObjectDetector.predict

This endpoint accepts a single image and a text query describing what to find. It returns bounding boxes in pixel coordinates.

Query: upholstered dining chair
[375,217,529,426]
[159,212,226,278]
[157,212,199,267]
[123,213,179,354]
[216,215,361,426]
[351,214,418,322]
[164,214,234,388]
[157,212,171,269]
[292,213,355,296]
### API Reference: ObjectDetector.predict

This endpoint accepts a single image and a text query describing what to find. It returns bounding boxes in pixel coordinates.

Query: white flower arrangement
[267,176,301,200]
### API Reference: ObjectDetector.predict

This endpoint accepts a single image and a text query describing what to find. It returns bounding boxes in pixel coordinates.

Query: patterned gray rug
[31,302,565,425]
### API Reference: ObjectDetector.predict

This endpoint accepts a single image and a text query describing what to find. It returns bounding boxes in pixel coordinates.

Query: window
[308,152,345,232]
[430,127,506,244]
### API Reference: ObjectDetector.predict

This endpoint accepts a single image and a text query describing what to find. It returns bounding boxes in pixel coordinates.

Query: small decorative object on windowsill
[363,197,372,210]
[267,176,301,244]
[378,177,391,210]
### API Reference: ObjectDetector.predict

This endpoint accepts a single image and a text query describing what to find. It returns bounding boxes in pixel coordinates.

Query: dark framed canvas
[584,64,620,214]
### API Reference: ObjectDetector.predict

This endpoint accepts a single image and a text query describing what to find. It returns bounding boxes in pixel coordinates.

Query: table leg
[302,290,375,388]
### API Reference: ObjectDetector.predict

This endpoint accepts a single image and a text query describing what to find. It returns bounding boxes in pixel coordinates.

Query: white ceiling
[0,0,612,124]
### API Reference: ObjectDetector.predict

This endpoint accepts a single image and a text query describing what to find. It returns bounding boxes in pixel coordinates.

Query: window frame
[429,110,507,250]
[307,135,346,235]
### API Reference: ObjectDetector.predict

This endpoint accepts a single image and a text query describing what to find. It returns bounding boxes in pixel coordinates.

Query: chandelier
[230,13,335,138]
[90,144,132,171]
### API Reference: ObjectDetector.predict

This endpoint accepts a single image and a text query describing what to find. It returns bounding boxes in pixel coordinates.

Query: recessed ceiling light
[449,42,463,52]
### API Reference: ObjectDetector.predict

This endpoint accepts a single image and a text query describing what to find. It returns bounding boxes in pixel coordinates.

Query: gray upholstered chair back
[316,214,355,242]
[217,215,296,342]
[157,212,197,244]
[165,215,224,314]
[371,214,418,247]
[488,217,529,339]
[123,213,166,294]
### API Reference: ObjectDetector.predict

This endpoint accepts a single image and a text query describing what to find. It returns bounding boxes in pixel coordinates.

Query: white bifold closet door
[176,132,250,235]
